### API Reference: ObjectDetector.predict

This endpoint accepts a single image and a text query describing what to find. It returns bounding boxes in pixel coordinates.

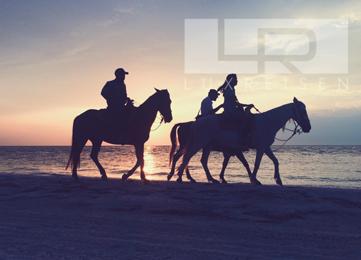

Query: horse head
[292,97,311,133]
[154,88,173,123]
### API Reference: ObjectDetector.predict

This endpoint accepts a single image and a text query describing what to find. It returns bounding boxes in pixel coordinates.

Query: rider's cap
[115,68,129,76]
[209,89,219,96]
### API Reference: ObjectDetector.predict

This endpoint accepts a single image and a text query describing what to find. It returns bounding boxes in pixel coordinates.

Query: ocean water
[0,145,360,189]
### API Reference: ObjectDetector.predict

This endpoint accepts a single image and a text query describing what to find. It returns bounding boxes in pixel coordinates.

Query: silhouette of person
[197,89,223,119]
[217,74,254,146]
[101,68,131,113]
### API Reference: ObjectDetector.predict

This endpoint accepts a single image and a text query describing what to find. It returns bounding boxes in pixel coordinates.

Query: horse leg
[265,148,282,186]
[219,152,231,184]
[121,145,143,182]
[71,155,80,180]
[200,148,219,184]
[90,140,107,180]
[122,161,140,181]
[168,148,183,181]
[140,163,148,182]
[136,144,148,183]
[185,166,196,183]
[250,149,264,185]
[235,151,253,182]
[176,147,198,183]
[71,138,87,180]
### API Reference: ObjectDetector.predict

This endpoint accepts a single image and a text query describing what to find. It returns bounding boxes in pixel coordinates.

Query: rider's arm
[238,102,254,108]
[200,98,215,116]
[101,82,110,99]
[212,104,223,113]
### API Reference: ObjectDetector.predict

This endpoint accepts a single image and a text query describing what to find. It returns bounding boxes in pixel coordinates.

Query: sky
[0,0,360,145]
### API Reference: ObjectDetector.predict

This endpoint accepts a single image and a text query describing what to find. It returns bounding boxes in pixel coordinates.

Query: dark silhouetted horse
[176,98,311,186]
[168,122,252,183]
[66,89,172,182]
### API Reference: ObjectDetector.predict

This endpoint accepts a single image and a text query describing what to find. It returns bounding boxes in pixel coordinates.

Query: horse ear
[293,97,298,103]
[154,88,160,92]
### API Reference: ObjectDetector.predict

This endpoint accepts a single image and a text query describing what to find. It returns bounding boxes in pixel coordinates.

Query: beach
[0,173,360,259]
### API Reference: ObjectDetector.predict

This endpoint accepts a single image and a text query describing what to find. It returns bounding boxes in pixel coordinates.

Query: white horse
[176,98,311,186]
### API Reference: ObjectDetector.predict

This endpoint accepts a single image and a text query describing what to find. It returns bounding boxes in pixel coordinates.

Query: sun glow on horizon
[0,1,360,145]
[143,146,156,177]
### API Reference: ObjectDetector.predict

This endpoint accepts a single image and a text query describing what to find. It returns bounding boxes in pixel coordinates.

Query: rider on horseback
[196,89,223,119]
[101,68,134,132]
[101,68,132,112]
[218,74,254,147]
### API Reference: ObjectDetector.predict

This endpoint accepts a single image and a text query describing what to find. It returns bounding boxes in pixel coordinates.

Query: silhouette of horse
[66,89,172,182]
[176,98,311,186]
[167,122,252,183]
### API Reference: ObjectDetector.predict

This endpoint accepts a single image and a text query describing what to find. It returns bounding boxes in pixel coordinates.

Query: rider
[217,74,254,146]
[101,68,132,114]
[101,68,134,133]
[196,89,223,119]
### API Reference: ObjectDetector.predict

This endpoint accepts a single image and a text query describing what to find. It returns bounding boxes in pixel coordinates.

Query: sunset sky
[0,0,360,145]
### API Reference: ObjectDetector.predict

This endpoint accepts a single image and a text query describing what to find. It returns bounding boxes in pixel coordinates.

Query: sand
[0,173,360,259]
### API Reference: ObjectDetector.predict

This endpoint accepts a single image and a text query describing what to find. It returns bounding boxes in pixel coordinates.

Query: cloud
[62,44,92,58]
[114,7,136,15]
[292,112,361,145]
[100,5,138,27]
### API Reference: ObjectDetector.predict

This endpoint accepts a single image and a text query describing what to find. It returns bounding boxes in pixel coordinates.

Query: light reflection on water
[0,145,360,188]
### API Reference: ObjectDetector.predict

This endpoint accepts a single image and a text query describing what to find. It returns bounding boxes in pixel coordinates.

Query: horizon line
[0,144,360,147]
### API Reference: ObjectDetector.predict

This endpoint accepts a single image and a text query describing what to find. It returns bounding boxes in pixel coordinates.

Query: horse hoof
[176,177,183,183]
[141,178,150,184]
[121,174,128,181]
[101,175,108,181]
[220,178,228,184]
[208,178,220,184]
[167,174,172,181]
[251,178,262,185]
[276,178,283,186]
[188,178,197,183]
[72,174,79,181]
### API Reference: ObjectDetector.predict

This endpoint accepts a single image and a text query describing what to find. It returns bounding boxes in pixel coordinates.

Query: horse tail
[169,122,194,166]
[66,115,87,170]
[169,123,182,166]
[182,123,194,158]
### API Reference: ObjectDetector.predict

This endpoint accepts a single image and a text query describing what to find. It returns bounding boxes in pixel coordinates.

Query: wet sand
[0,173,360,259]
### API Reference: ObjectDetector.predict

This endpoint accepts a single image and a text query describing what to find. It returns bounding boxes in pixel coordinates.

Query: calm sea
[0,146,360,189]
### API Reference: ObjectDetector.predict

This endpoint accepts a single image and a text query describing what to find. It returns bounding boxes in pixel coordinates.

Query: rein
[275,119,302,142]
[151,115,164,132]
[273,120,302,151]
[252,105,261,113]
[252,105,302,151]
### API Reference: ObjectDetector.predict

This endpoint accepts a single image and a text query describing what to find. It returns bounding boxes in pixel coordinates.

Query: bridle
[272,103,303,151]
[151,116,164,132]
[291,103,304,134]
[151,94,167,132]
[252,103,303,151]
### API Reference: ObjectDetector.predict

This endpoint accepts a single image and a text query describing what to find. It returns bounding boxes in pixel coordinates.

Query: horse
[176,98,311,186]
[66,88,173,182]
[167,122,252,183]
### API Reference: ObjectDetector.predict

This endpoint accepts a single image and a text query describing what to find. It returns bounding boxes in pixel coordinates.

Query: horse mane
[261,103,293,114]
[138,89,168,110]
[256,103,294,132]
[138,92,158,109]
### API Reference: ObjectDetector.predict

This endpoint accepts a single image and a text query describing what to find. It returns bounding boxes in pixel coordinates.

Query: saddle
[97,105,136,142]
[218,113,254,149]
[218,113,253,129]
